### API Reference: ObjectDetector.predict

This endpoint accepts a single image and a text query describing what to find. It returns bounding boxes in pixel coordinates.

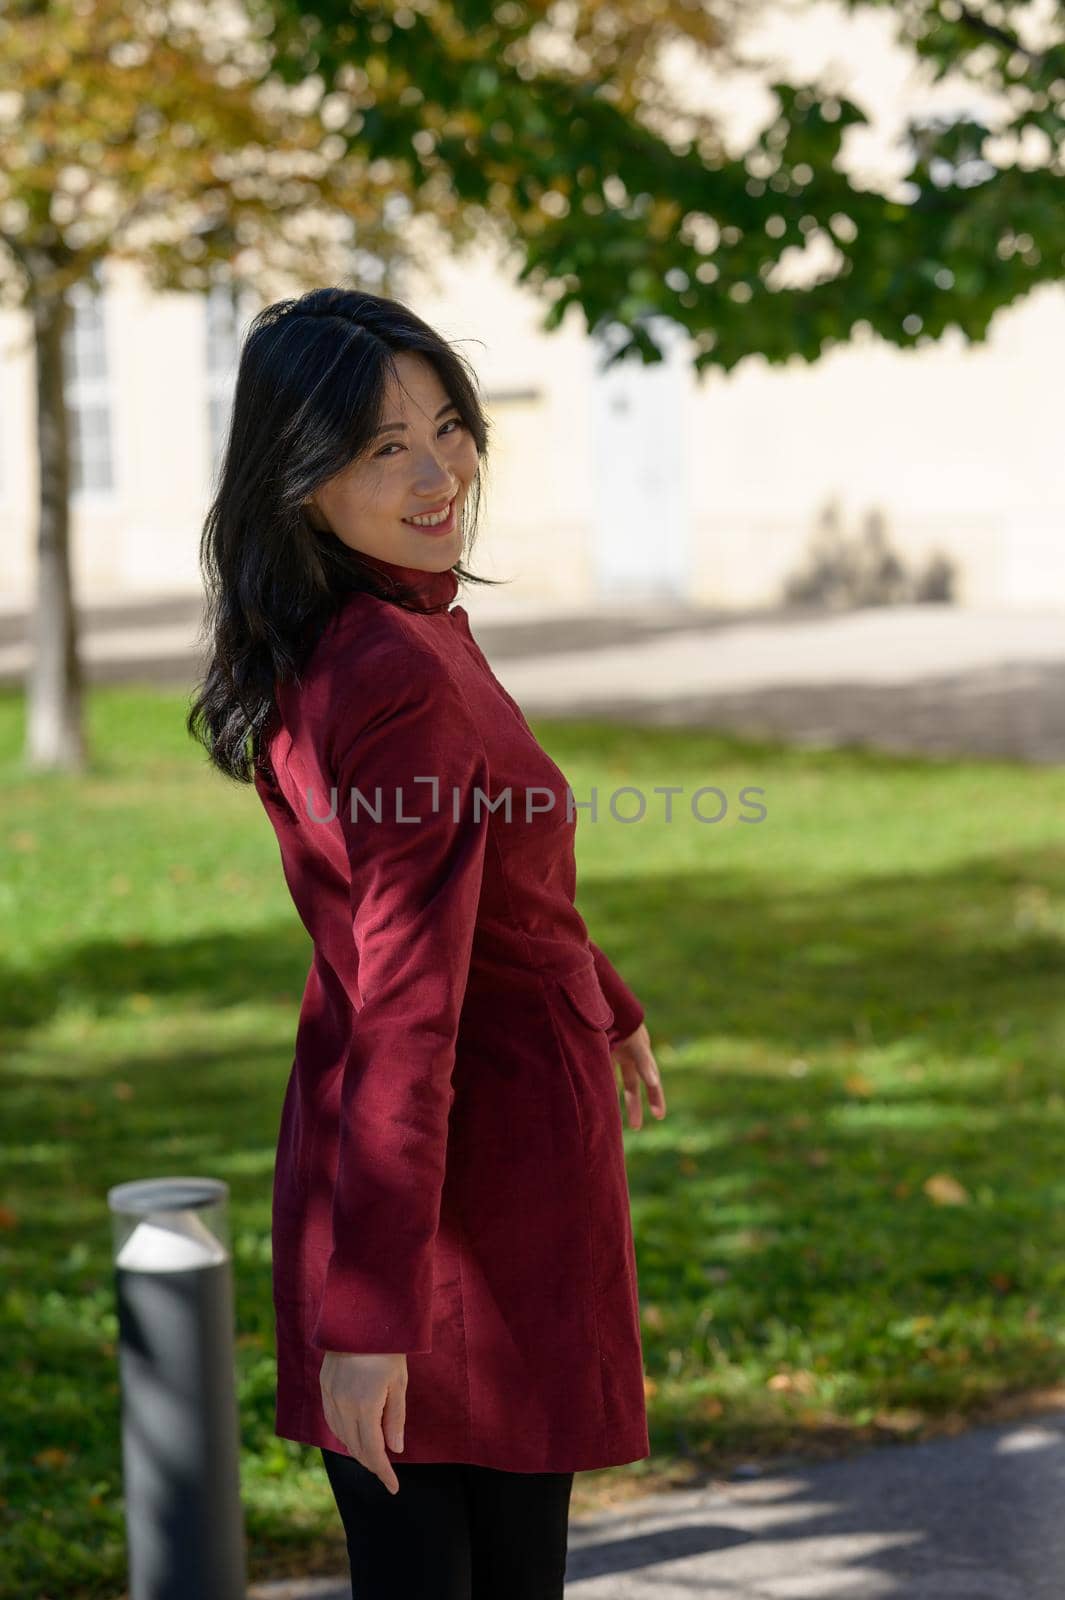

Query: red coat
[253,551,650,1472]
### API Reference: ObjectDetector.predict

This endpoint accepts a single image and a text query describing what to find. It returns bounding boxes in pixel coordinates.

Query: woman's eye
[377,419,462,458]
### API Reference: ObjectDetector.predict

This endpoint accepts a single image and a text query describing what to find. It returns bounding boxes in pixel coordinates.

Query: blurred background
[3,1,1065,1596]
[5,3,1065,762]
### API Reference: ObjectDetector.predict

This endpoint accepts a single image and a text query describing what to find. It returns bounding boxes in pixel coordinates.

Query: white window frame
[63,261,116,499]
[205,282,257,480]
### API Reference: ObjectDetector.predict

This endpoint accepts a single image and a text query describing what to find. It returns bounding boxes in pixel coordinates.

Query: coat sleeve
[310,645,491,1356]
[587,939,645,1050]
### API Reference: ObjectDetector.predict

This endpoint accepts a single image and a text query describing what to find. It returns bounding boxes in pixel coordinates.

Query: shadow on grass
[3,836,1063,1049]
[4,835,1065,1596]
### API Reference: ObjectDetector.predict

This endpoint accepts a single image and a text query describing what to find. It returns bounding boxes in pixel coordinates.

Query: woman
[188,286,666,1598]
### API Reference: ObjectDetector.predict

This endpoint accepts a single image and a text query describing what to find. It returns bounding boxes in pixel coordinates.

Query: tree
[260,0,1065,369]
[7,0,1063,768]
[1,0,450,771]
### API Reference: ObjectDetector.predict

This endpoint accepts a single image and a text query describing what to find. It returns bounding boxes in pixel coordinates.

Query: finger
[353,1416,383,1490]
[353,1416,367,1474]
[321,1395,353,1459]
[382,1386,406,1454]
[642,1069,667,1118]
[620,1061,666,1128]
[365,1418,400,1496]
[638,1053,666,1119]
[619,1070,643,1131]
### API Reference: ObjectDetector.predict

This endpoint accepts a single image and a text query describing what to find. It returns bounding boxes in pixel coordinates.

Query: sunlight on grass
[3,686,1065,1593]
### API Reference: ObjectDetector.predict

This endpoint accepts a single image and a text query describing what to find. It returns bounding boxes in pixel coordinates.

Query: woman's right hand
[320,1351,407,1495]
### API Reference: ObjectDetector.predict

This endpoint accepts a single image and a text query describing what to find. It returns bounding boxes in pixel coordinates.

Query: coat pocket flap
[556,963,615,1031]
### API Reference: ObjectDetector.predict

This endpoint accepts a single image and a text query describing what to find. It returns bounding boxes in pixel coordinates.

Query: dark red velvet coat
[253,551,650,1472]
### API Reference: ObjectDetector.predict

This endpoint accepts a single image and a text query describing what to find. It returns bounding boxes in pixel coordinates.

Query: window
[62,263,114,494]
[205,283,253,476]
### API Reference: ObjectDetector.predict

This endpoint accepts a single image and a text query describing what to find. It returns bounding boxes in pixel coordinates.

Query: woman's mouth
[402,496,457,536]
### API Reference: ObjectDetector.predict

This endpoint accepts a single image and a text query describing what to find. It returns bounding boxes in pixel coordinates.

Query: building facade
[1,2,1061,616]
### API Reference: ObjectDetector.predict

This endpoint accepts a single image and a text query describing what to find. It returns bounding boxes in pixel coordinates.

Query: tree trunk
[25,287,85,772]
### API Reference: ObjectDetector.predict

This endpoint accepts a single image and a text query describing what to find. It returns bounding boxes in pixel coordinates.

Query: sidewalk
[246,1401,1065,1598]
[485,601,1065,766]
[4,591,1065,763]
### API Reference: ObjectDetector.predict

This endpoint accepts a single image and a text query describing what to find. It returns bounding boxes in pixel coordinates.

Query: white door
[588,315,693,601]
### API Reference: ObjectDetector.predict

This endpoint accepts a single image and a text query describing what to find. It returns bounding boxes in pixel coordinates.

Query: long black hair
[186,285,501,784]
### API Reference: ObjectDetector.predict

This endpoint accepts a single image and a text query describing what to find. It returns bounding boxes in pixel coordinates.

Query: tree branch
[956,3,1041,67]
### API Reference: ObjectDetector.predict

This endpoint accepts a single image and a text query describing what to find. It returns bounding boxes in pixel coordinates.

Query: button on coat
[253,552,650,1472]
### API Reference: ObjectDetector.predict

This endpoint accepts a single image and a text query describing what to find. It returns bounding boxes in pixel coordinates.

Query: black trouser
[320,1446,574,1599]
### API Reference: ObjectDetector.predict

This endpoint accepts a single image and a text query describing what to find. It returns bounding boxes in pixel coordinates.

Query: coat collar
[356,550,459,613]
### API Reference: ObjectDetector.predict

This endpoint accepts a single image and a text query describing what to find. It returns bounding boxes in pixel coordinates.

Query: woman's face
[305,350,479,571]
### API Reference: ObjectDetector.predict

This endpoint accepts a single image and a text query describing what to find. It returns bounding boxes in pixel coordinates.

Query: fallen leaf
[923,1173,970,1206]
[767,1370,817,1395]
[872,1409,923,1433]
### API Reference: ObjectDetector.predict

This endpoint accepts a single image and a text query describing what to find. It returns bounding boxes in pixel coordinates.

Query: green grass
[3,686,1065,1595]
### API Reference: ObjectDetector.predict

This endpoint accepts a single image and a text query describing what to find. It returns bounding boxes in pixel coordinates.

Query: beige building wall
[686,288,1064,610]
[404,231,1064,613]
[0,0,1061,614]
[1,259,217,604]
[397,233,604,607]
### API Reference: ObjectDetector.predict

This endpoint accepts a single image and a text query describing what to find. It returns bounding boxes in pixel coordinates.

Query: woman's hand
[612,1022,666,1130]
[320,1351,407,1495]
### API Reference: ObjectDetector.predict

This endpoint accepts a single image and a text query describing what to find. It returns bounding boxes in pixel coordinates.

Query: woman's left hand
[612,1023,666,1130]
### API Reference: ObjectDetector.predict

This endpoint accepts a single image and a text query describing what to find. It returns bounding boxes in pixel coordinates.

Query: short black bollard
[108,1176,248,1600]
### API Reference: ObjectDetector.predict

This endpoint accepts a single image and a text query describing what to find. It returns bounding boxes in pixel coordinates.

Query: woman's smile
[402,495,457,534]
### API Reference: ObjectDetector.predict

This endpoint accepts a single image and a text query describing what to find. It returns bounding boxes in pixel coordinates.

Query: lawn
[2,684,1064,1597]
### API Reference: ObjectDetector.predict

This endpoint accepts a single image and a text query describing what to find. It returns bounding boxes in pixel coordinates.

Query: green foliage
[5,0,1062,375]
[261,0,1065,372]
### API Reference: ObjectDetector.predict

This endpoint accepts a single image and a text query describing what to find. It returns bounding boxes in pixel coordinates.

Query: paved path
[3,592,1065,762]
[486,603,1065,766]
[246,1405,1065,1598]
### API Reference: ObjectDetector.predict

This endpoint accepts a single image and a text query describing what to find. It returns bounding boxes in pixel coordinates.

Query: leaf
[767,1370,817,1395]
[923,1172,970,1206]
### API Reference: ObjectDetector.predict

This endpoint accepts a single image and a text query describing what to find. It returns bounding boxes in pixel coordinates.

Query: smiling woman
[186,285,502,786]
[304,360,477,565]
[186,285,661,1600]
